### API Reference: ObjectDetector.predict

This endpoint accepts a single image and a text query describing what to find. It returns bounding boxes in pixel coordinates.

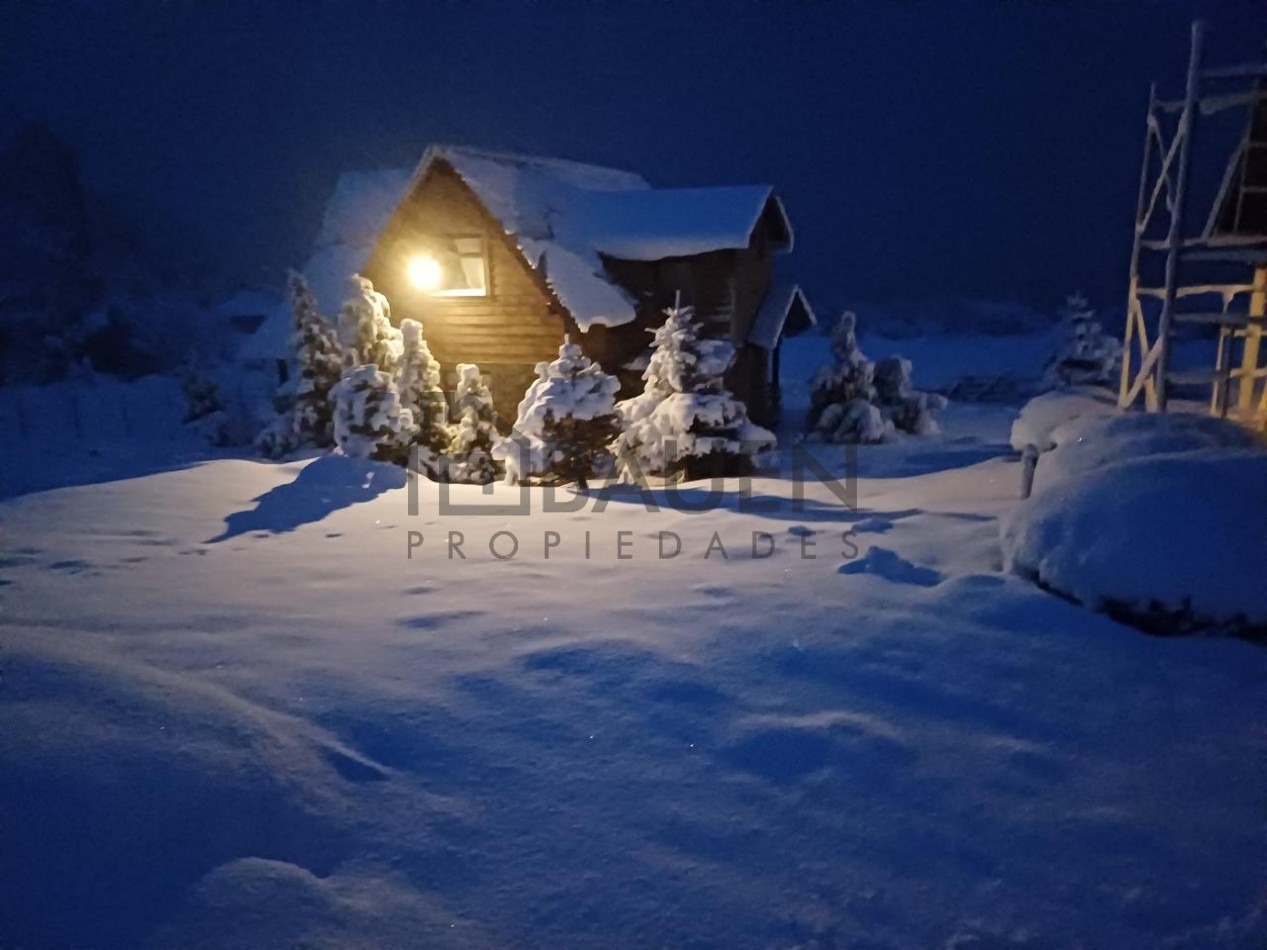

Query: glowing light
[408,255,443,291]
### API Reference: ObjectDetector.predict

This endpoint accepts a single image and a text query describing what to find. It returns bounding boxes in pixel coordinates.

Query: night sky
[2,0,1263,311]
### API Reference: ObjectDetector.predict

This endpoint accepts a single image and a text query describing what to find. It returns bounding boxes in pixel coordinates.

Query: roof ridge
[426,142,648,186]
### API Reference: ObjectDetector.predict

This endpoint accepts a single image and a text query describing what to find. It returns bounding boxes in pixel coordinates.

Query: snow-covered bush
[337,275,402,373]
[254,406,298,460]
[396,318,449,478]
[493,338,622,486]
[447,363,501,484]
[289,272,343,446]
[808,312,945,443]
[874,356,944,436]
[330,364,415,462]
[181,367,223,423]
[1041,293,1122,390]
[180,365,230,445]
[613,304,775,479]
[1001,411,1267,639]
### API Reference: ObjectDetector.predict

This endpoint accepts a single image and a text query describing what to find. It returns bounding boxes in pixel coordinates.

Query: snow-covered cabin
[256,145,813,423]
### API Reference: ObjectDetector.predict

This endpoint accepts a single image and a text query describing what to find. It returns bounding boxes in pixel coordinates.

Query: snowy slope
[1,400,1263,948]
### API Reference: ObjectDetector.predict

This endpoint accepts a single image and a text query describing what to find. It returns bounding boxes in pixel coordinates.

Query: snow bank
[1028,410,1260,492]
[1002,411,1267,637]
[2,402,1264,946]
[1008,386,1118,452]
[0,375,220,498]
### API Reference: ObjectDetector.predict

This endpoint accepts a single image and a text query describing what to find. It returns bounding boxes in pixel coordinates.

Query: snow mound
[1030,410,1259,494]
[1008,386,1117,452]
[150,858,495,949]
[1002,413,1267,637]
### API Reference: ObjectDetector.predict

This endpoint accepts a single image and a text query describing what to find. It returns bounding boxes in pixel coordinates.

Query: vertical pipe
[1121,83,1157,408]
[1155,19,1204,413]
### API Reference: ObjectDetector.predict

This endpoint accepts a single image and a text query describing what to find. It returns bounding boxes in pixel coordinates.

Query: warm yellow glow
[408,255,443,291]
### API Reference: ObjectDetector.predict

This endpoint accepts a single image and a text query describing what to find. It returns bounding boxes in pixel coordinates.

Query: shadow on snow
[207,455,406,542]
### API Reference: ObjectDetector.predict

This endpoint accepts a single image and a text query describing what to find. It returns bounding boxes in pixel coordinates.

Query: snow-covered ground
[1,332,1264,949]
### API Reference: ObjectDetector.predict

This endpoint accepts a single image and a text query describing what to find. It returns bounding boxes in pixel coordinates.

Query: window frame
[421,233,491,299]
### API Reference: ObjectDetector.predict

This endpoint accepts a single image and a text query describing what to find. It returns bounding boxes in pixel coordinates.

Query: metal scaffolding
[1119,20,1267,427]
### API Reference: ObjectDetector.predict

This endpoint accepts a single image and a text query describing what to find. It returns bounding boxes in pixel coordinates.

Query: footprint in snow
[838,546,942,587]
[851,516,893,534]
[50,559,95,575]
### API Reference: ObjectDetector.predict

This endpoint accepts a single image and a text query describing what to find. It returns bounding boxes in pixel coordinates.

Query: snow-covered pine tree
[808,311,945,443]
[808,311,888,443]
[493,338,622,486]
[330,364,415,462]
[338,274,403,374]
[1042,292,1122,389]
[613,303,775,480]
[396,318,450,477]
[447,362,501,484]
[288,272,343,446]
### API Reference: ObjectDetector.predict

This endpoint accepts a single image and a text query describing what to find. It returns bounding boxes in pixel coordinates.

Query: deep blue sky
[2,1,1263,310]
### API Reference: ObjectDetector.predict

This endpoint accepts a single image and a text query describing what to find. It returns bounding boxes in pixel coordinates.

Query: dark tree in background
[0,123,98,382]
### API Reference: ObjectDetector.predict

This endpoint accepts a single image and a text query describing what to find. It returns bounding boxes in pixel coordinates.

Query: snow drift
[1002,407,1267,638]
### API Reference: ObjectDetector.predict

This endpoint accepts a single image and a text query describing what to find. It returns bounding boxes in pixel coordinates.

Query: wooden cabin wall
[362,162,566,413]
[730,228,773,344]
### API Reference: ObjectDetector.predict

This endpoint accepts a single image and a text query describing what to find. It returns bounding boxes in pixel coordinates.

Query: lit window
[409,235,488,297]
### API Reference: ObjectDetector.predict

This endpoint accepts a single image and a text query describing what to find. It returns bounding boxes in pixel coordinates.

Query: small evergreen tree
[808,311,945,443]
[338,274,402,373]
[180,363,231,446]
[180,365,224,424]
[1042,293,1122,389]
[254,395,298,459]
[613,304,775,479]
[330,364,415,462]
[493,338,622,487]
[447,363,501,484]
[397,318,449,477]
[874,356,946,436]
[289,272,344,446]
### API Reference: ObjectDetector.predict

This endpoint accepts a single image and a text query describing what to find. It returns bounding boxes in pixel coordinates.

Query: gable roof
[749,284,817,349]
[409,144,792,330]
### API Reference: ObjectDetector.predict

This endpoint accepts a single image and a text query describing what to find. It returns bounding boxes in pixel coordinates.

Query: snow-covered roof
[412,145,791,331]
[576,187,792,261]
[245,146,798,358]
[749,284,816,349]
[243,167,413,361]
